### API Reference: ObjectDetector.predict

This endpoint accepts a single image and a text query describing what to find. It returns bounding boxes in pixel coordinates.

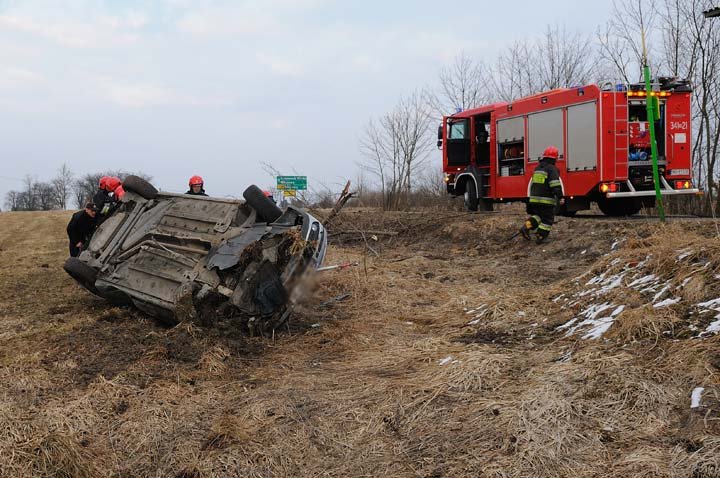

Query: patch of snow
[528,334,535,340]
[629,274,657,287]
[517,311,526,317]
[558,350,572,362]
[680,277,693,288]
[465,304,487,315]
[706,319,720,333]
[404,321,414,325]
[581,250,587,255]
[468,319,481,326]
[311,323,321,328]
[586,272,607,286]
[582,317,616,340]
[654,297,681,308]
[552,294,566,303]
[691,387,704,408]
[560,304,625,340]
[652,284,671,302]
[611,240,621,250]
[677,250,694,261]
[530,323,538,327]
[697,298,720,309]
[438,356,453,366]
[556,318,578,331]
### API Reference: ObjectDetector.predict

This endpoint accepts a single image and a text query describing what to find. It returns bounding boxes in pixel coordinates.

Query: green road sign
[277,176,307,190]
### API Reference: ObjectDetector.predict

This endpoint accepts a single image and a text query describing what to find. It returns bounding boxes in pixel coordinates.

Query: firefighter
[66,203,98,257]
[186,175,208,196]
[93,176,125,220]
[520,145,563,244]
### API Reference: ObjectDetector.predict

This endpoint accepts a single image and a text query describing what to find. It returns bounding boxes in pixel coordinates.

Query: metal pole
[641,28,666,222]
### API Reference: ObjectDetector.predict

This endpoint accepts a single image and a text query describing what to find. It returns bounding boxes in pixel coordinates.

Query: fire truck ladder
[614,93,629,179]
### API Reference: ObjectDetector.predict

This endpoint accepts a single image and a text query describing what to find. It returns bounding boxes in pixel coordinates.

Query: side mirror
[437,125,443,148]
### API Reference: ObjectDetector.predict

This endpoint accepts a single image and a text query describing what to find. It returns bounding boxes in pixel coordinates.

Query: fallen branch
[323,180,354,227]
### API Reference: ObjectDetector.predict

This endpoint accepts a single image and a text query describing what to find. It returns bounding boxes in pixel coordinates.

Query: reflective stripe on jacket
[528,160,562,205]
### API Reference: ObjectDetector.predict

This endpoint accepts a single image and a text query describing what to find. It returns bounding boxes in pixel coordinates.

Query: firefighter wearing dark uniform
[186,175,208,196]
[520,145,563,244]
[66,203,98,257]
[92,176,125,222]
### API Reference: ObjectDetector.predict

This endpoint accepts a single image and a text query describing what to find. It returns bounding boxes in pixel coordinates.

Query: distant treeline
[3,165,151,211]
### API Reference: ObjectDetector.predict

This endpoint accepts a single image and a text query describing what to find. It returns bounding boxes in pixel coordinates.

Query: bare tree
[430,52,490,116]
[22,175,37,211]
[52,163,73,210]
[360,91,433,210]
[489,25,596,102]
[490,39,538,102]
[597,0,659,82]
[4,191,20,211]
[534,24,597,89]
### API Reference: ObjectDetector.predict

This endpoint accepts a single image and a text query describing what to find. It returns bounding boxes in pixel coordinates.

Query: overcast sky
[0,0,612,205]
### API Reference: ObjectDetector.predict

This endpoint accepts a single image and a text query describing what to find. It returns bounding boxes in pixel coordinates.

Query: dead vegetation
[0,209,719,477]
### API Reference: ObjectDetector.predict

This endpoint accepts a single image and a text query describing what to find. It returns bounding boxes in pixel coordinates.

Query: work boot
[535,232,549,244]
[520,225,531,241]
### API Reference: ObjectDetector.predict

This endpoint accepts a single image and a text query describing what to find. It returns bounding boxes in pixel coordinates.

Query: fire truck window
[448,121,468,140]
[629,105,648,122]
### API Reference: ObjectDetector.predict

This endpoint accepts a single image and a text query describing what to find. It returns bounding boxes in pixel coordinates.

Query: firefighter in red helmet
[186,175,208,196]
[93,175,125,219]
[520,146,563,244]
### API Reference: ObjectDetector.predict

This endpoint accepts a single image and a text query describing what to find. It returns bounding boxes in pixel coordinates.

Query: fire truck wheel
[597,198,642,217]
[558,204,577,217]
[464,180,479,212]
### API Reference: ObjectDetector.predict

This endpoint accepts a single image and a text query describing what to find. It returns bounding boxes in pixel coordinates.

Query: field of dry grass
[0,209,718,477]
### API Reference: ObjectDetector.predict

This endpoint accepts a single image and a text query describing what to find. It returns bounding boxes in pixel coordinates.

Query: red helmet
[262,190,272,197]
[542,146,559,160]
[189,175,204,186]
[99,176,122,192]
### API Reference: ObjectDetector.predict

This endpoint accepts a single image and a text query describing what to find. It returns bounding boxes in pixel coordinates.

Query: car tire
[243,185,283,223]
[63,257,99,295]
[464,180,479,212]
[123,175,158,199]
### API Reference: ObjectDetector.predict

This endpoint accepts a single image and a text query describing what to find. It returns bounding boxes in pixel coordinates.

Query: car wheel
[243,185,283,223]
[123,175,158,199]
[63,257,100,295]
[464,180,479,212]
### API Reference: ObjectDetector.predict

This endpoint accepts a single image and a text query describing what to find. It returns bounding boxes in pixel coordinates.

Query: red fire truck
[439,78,699,216]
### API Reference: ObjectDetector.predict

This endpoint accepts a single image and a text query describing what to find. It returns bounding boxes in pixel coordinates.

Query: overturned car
[64,176,327,330]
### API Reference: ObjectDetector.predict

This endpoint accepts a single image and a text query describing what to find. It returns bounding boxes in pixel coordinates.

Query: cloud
[98,79,230,108]
[255,53,304,77]
[0,13,144,48]
[176,8,279,36]
[0,66,44,87]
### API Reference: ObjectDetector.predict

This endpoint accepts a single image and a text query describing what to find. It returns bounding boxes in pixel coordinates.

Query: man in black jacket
[520,146,563,244]
[66,203,97,257]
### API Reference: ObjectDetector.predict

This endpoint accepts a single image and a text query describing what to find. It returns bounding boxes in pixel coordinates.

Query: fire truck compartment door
[497,117,524,144]
[529,109,564,162]
[566,102,598,171]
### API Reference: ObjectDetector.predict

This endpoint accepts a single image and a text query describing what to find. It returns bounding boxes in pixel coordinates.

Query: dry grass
[0,210,719,477]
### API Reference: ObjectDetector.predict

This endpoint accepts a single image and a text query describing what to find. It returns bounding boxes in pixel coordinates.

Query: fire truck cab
[440,79,698,216]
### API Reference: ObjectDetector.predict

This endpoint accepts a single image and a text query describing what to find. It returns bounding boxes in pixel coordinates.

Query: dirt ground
[0,208,719,477]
